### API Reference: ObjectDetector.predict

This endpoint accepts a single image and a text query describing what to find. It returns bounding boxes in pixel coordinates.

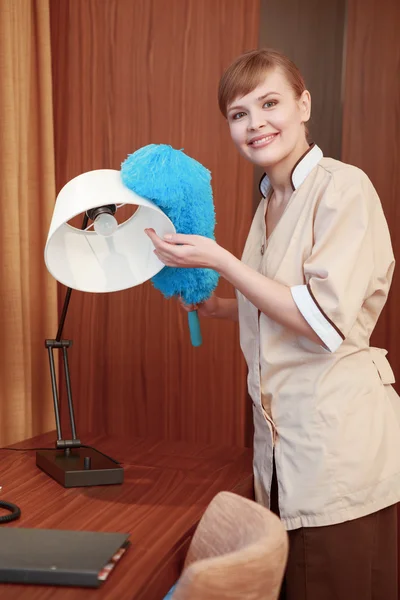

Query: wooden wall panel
[258,0,346,159]
[49,0,259,445]
[342,0,400,390]
[253,0,346,205]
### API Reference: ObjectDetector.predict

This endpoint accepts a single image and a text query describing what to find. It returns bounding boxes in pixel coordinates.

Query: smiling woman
[146,48,400,600]
[220,50,311,171]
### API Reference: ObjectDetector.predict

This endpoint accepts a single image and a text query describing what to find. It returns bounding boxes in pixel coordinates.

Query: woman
[145,49,400,599]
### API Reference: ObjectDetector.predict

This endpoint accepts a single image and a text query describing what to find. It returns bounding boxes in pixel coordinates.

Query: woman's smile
[247,132,280,149]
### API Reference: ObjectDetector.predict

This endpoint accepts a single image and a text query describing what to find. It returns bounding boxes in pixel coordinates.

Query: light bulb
[93,213,118,237]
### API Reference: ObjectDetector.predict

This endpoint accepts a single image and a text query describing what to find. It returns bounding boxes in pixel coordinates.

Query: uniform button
[260,244,265,255]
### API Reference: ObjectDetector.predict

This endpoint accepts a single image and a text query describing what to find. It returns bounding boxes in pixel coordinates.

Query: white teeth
[250,135,276,146]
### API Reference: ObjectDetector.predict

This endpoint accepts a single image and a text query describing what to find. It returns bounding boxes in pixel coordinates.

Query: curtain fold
[0,0,57,445]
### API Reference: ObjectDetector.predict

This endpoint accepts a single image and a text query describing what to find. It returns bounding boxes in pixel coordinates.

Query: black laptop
[0,528,130,587]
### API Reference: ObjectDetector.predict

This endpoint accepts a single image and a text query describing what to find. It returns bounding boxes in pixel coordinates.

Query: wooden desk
[0,432,253,599]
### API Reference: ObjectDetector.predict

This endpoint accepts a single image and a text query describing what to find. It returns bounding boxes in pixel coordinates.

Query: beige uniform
[237,144,400,530]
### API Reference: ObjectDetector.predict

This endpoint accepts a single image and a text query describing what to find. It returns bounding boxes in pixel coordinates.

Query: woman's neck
[265,138,310,202]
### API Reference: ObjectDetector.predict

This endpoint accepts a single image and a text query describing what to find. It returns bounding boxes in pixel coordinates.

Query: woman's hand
[144,228,228,271]
[179,295,239,321]
[178,294,220,318]
[145,228,239,320]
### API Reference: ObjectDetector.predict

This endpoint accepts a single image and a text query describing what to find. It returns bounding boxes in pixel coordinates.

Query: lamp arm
[46,213,90,448]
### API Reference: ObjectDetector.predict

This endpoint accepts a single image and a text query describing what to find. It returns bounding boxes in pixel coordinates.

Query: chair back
[171,491,288,600]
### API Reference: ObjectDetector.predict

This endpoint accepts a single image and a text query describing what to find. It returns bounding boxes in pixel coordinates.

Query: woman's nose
[247,113,267,131]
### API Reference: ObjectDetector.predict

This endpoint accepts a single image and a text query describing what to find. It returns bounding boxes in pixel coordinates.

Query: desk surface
[0,432,253,599]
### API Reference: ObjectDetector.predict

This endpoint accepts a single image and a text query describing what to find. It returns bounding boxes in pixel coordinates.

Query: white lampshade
[44,169,175,293]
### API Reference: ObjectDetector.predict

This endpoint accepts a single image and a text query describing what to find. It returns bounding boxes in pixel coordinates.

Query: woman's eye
[263,100,277,108]
[232,112,246,120]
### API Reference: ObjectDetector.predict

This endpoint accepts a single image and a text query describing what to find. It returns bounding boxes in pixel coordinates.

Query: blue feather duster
[120,144,219,346]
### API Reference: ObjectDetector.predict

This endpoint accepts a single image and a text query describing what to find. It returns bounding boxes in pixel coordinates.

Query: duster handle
[188,310,202,347]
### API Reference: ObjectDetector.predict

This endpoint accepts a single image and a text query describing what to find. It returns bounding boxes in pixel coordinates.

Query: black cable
[0,447,56,451]
[0,501,21,524]
[0,445,122,465]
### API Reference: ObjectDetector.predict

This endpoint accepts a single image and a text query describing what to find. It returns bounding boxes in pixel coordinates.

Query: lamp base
[36,447,124,488]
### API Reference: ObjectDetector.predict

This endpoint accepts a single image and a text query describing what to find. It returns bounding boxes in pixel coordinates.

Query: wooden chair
[171,491,288,600]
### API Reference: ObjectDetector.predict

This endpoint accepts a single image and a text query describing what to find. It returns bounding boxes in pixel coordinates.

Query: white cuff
[290,285,343,352]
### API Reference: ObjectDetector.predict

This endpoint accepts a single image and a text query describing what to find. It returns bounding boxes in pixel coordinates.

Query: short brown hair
[218,48,307,117]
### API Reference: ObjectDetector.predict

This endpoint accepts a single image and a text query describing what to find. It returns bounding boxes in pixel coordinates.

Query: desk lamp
[39,169,175,487]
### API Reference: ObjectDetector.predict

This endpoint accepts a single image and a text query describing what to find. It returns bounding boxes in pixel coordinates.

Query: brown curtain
[0,0,57,445]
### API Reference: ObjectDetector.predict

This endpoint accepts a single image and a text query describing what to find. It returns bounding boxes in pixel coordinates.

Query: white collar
[259,143,323,198]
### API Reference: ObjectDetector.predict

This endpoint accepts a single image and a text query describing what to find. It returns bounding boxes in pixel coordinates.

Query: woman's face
[226,68,311,169]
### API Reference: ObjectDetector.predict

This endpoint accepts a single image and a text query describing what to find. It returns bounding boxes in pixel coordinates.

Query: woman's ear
[299,90,311,124]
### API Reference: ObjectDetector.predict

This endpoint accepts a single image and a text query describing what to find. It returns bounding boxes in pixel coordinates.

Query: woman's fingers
[145,228,194,247]
[163,233,196,245]
[144,227,220,270]
[145,228,169,250]
[145,228,187,266]
[178,296,197,312]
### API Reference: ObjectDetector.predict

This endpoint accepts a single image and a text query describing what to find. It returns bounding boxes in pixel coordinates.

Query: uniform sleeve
[290,171,390,352]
